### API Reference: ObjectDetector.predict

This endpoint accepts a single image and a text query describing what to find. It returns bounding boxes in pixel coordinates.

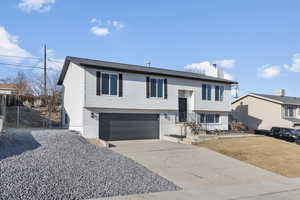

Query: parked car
[254,129,271,135]
[270,127,300,142]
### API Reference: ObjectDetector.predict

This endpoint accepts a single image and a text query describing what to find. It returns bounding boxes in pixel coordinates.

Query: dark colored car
[270,127,300,143]
[254,129,271,135]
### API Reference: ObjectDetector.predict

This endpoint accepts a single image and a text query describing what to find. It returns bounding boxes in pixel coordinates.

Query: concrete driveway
[96,140,300,200]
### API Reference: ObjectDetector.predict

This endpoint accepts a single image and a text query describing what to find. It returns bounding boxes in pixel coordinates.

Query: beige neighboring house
[232,90,300,131]
[0,84,17,95]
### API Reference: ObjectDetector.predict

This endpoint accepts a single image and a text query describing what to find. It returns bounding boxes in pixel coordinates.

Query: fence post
[17,105,19,128]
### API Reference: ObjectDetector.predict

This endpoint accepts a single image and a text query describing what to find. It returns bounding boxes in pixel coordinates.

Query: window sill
[199,123,222,125]
[99,94,120,97]
[283,116,298,119]
[149,97,165,99]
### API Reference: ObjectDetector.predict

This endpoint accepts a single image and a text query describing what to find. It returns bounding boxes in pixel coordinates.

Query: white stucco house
[57,57,237,141]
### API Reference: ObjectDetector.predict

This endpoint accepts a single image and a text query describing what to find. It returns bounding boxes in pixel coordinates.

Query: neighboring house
[57,57,237,141]
[232,90,300,131]
[0,84,17,95]
[0,84,16,132]
[0,84,18,106]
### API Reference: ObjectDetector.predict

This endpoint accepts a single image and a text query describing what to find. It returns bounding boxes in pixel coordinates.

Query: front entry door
[178,98,187,122]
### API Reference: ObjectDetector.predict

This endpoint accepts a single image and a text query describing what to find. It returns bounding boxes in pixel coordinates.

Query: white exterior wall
[83,108,228,138]
[84,66,231,112]
[79,65,231,138]
[62,63,85,133]
[61,63,232,138]
[83,108,178,138]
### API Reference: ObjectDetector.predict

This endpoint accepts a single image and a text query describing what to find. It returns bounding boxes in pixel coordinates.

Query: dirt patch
[87,138,104,147]
[197,137,300,178]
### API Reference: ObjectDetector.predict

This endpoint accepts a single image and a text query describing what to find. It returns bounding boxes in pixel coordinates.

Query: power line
[0,62,44,69]
[47,59,64,63]
[0,64,42,70]
[0,54,42,60]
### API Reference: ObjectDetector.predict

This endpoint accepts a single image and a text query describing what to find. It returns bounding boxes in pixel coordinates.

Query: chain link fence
[2,94,61,129]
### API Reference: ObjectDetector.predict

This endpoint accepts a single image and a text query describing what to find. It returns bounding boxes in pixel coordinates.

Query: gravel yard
[0,129,179,200]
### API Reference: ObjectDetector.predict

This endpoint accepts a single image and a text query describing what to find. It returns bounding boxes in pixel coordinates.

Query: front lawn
[197,137,300,177]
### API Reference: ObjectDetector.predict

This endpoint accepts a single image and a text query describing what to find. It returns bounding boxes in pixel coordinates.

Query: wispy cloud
[90,26,110,37]
[257,65,281,79]
[0,26,32,63]
[32,48,63,75]
[90,18,98,23]
[0,26,63,79]
[184,61,234,80]
[18,0,56,13]
[214,59,235,69]
[112,20,125,30]
[89,18,124,37]
[284,54,300,72]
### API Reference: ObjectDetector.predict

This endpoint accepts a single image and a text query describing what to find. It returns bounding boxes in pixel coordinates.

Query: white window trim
[101,72,119,96]
[150,78,164,98]
[283,105,297,118]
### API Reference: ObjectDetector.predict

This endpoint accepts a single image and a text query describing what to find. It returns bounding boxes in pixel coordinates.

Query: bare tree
[47,70,62,111]
[14,71,33,96]
[30,74,44,97]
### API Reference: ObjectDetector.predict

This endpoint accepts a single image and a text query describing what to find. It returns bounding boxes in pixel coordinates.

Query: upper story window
[150,78,164,98]
[202,84,211,101]
[284,105,297,118]
[102,73,118,96]
[215,85,225,101]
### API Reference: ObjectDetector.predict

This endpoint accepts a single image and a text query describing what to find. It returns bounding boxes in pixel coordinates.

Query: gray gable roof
[251,93,300,105]
[57,56,238,85]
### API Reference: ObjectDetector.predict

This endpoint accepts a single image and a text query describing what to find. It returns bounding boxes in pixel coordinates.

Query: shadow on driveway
[0,130,40,160]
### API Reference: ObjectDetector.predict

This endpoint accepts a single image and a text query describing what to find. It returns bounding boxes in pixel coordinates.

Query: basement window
[199,113,220,124]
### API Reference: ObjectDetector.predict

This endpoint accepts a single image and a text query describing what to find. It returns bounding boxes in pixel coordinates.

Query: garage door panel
[99,113,159,141]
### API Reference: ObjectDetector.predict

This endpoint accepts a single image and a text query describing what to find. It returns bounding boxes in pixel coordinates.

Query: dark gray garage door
[99,113,160,141]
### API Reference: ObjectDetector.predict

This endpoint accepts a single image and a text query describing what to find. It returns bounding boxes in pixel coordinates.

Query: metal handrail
[175,112,197,123]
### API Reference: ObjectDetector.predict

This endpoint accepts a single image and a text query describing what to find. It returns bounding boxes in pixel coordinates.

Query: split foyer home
[57,57,237,141]
[231,90,300,131]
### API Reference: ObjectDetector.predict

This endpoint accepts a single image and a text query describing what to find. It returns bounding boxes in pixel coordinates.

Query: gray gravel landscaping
[0,129,180,200]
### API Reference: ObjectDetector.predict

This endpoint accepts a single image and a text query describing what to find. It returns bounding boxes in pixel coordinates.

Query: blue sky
[1,0,300,97]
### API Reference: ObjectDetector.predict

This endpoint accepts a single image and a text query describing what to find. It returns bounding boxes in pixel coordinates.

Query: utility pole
[43,44,49,128]
[44,44,47,100]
